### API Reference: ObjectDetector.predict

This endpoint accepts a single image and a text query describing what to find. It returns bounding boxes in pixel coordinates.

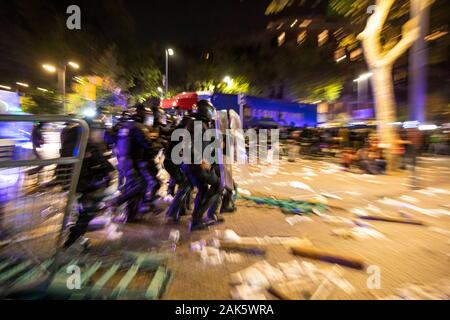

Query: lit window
[299,19,312,28]
[318,30,329,46]
[297,31,307,45]
[278,32,286,46]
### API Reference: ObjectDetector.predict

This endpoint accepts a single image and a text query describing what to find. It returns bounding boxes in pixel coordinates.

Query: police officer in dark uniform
[63,118,115,249]
[182,100,225,231]
[113,104,155,221]
[164,115,193,222]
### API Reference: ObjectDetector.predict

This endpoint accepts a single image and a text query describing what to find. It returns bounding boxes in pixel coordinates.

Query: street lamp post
[353,72,372,114]
[165,48,174,97]
[42,61,79,114]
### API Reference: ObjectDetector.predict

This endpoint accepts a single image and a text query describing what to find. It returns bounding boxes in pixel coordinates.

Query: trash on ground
[399,195,419,204]
[321,193,343,200]
[238,195,328,215]
[290,243,366,270]
[358,214,425,226]
[286,216,313,226]
[332,227,385,240]
[231,260,355,300]
[217,229,312,248]
[289,181,314,192]
[197,246,243,265]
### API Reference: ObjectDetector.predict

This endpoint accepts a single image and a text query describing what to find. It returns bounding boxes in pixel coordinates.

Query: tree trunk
[371,65,398,171]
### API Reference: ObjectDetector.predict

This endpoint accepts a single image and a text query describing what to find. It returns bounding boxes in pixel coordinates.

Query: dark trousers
[138,159,161,203]
[63,195,99,248]
[165,159,192,220]
[183,164,223,224]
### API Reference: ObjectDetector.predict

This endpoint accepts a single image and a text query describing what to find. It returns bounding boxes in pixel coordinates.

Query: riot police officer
[113,104,156,221]
[164,115,193,223]
[182,100,225,231]
[63,118,115,249]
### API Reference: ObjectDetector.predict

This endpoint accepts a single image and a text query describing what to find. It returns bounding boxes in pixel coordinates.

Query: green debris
[238,195,327,215]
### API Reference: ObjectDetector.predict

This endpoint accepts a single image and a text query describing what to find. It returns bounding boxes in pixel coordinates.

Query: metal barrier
[0,115,89,264]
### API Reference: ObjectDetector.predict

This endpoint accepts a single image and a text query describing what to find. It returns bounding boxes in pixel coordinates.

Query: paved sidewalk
[88,156,450,299]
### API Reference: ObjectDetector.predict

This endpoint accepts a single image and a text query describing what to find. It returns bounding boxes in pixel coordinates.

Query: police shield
[215,110,235,191]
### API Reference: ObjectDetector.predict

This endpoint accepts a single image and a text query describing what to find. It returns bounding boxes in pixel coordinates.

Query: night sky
[0,0,327,88]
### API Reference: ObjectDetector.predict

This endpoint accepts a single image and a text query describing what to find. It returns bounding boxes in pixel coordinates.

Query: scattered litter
[414,189,437,197]
[398,211,414,219]
[367,180,383,184]
[378,197,436,217]
[382,281,450,300]
[286,216,313,226]
[237,188,252,196]
[217,229,312,248]
[332,227,385,240]
[359,214,425,226]
[198,246,243,265]
[399,195,419,204]
[345,191,362,197]
[231,260,355,300]
[320,215,354,227]
[290,243,366,270]
[289,181,314,192]
[366,204,382,214]
[105,223,123,241]
[238,195,327,215]
[312,195,328,204]
[351,208,368,217]
[427,187,450,195]
[223,229,241,242]
[321,193,343,200]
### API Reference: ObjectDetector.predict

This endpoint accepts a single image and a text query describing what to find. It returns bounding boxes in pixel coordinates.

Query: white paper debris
[286,216,313,226]
[289,181,314,192]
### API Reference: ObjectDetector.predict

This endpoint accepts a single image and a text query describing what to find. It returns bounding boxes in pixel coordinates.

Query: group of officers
[61,97,236,249]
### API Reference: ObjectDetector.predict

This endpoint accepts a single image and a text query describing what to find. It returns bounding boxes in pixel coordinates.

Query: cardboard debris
[358,214,425,226]
[217,229,312,248]
[320,214,354,227]
[231,260,355,300]
[290,244,366,270]
[332,227,384,240]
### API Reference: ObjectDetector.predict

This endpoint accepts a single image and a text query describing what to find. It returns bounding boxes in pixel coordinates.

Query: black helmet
[146,96,161,109]
[194,100,216,122]
[135,103,151,114]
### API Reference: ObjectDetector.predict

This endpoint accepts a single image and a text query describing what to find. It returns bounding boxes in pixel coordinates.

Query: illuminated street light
[335,55,347,63]
[0,85,12,90]
[43,64,57,73]
[41,61,81,113]
[312,100,322,104]
[353,72,372,110]
[68,61,80,69]
[353,72,373,82]
[223,76,233,88]
[37,87,49,92]
[165,48,175,97]
[16,82,29,88]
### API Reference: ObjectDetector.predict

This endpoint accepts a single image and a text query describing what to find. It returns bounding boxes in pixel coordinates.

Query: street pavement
[88,156,450,299]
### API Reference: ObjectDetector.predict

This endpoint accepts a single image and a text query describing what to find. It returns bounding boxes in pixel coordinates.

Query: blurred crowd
[282,125,450,175]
